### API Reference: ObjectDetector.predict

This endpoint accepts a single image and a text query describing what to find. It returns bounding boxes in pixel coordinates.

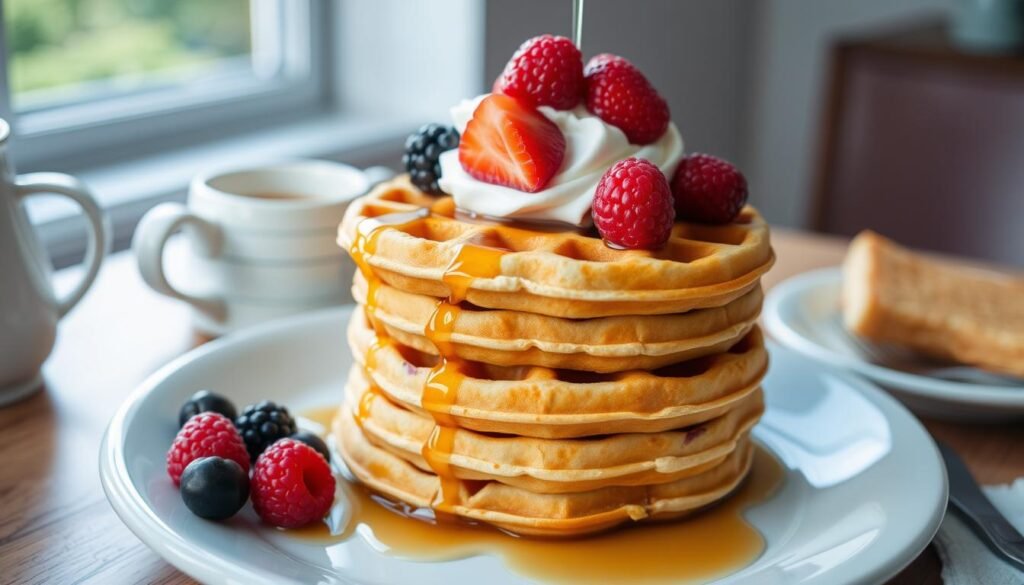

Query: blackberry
[402,123,459,194]
[178,390,237,427]
[235,401,296,461]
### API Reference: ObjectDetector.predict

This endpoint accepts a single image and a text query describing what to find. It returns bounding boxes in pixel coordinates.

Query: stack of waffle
[333,176,774,537]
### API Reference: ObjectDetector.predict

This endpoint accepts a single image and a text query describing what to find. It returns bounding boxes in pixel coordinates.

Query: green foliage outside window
[5,0,250,105]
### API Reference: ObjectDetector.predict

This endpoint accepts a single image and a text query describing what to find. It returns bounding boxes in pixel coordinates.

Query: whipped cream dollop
[438,94,684,227]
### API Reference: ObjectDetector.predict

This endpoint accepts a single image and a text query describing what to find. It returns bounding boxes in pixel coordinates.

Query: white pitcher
[0,119,108,405]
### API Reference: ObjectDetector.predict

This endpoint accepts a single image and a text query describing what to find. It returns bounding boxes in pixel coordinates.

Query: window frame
[0,0,333,171]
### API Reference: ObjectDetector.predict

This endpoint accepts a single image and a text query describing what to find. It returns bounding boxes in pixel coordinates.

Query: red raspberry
[251,439,336,528]
[670,154,749,224]
[584,54,669,145]
[495,34,583,110]
[166,412,249,486]
[592,158,675,250]
[584,53,631,75]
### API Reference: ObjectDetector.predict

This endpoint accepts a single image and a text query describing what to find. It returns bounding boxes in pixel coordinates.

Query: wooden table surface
[2,229,1022,585]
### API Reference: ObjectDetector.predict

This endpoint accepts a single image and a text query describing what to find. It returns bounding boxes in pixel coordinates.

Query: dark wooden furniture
[814,22,1024,267]
[5,237,1023,583]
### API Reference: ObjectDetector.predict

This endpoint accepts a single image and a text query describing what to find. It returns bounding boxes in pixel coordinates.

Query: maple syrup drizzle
[421,358,464,428]
[419,299,464,512]
[348,226,377,279]
[352,384,378,430]
[364,278,386,337]
[350,222,386,333]
[441,243,506,304]
[357,340,395,434]
[349,209,430,335]
[364,338,389,373]
[422,425,461,513]
[416,241,507,513]
[424,301,460,357]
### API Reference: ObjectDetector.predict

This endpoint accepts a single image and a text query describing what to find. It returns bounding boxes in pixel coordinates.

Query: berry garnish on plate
[494,34,584,110]
[179,456,250,521]
[166,412,250,485]
[289,430,331,462]
[584,53,631,73]
[459,94,566,193]
[592,157,675,250]
[235,401,297,462]
[584,54,669,145]
[403,124,460,194]
[670,153,748,224]
[178,389,237,427]
[251,439,336,528]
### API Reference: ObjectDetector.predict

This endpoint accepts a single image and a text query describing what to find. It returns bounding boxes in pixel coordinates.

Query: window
[7,0,485,268]
[1,0,330,169]
[8,0,252,111]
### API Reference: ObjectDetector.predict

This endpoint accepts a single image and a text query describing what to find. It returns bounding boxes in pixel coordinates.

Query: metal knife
[939,441,1024,572]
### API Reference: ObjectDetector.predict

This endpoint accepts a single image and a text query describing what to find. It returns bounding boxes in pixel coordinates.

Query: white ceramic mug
[0,120,108,404]
[133,160,385,336]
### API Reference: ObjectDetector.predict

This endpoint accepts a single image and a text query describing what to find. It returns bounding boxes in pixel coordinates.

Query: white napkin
[935,478,1024,584]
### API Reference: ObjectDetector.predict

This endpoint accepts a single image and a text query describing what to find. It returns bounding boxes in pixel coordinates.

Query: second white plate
[764,267,1024,421]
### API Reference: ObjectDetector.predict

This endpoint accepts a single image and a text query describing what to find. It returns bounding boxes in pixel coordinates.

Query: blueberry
[289,430,331,462]
[178,390,237,427]
[180,457,249,520]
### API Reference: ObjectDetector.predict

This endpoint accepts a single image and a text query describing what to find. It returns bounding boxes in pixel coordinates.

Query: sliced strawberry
[459,94,566,193]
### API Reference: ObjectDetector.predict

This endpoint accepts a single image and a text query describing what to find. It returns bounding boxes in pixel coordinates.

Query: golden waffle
[353,274,762,373]
[346,366,762,494]
[844,230,1024,378]
[334,176,772,537]
[339,176,774,319]
[335,406,756,537]
[349,312,767,438]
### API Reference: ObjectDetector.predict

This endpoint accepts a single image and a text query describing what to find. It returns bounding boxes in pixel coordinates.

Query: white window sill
[28,111,423,267]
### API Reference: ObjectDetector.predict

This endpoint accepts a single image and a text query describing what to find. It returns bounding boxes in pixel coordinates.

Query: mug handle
[15,173,109,317]
[132,202,226,322]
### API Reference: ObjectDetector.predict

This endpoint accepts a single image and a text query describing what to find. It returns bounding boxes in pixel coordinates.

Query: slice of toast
[842,231,1024,378]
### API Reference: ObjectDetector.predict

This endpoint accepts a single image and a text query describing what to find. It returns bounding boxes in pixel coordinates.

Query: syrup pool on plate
[296,407,785,585]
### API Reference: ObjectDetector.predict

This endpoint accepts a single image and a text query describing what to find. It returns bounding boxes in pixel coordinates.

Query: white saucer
[101,306,947,585]
[0,371,43,406]
[764,268,1024,421]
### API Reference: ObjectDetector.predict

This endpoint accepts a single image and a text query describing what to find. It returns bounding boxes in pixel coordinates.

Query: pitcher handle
[15,173,109,317]
[132,202,226,322]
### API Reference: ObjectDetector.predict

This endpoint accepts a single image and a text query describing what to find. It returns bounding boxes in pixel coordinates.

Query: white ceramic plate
[764,268,1024,421]
[101,306,947,585]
